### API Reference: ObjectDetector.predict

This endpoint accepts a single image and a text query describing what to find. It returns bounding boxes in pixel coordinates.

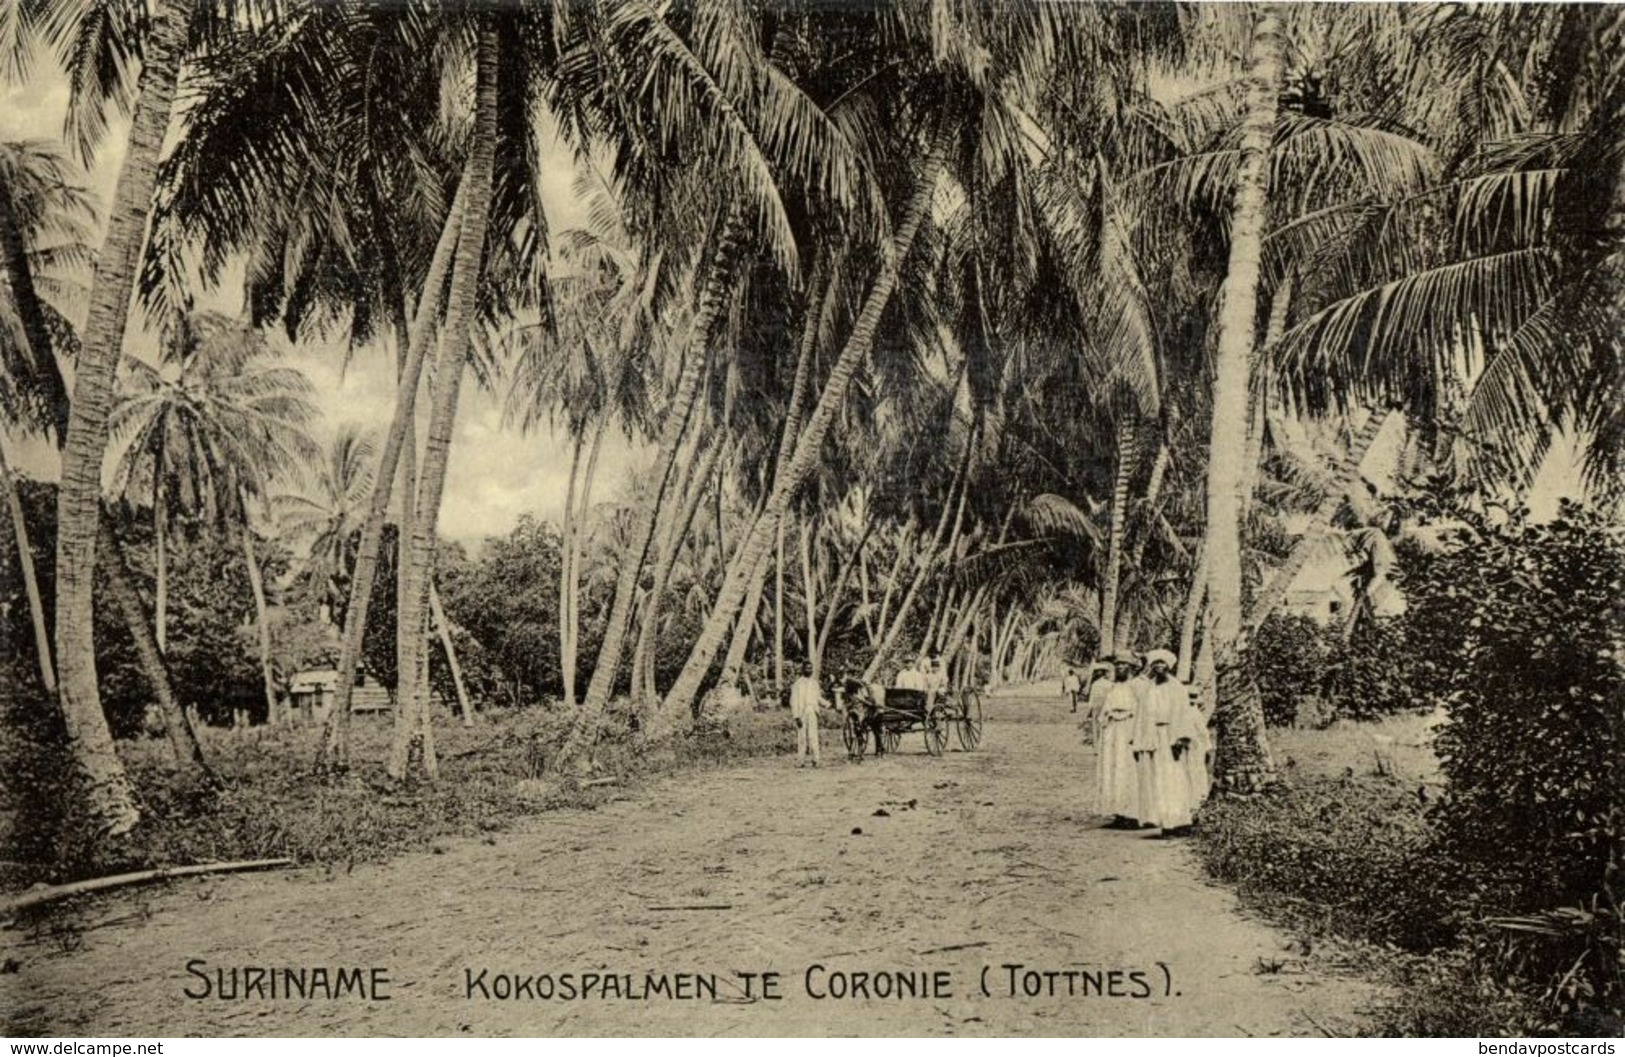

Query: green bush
[1249,613,1330,727]
[1403,502,1624,1028]
[1323,618,1419,722]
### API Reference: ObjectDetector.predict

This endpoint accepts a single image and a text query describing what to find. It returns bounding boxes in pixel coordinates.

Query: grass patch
[1196,715,1614,1036]
[3,703,796,893]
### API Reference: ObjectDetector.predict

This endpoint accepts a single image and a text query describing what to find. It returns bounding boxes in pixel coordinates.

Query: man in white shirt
[789,661,825,767]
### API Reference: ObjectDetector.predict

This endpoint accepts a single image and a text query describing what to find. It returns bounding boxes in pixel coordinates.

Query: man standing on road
[1062,667,1083,713]
[790,661,825,768]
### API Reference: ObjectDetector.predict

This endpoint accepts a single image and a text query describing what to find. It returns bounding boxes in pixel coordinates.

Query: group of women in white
[1084,648,1211,835]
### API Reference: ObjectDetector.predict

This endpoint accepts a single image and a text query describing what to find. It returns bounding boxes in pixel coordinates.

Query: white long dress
[1095,680,1140,820]
[1134,677,1200,829]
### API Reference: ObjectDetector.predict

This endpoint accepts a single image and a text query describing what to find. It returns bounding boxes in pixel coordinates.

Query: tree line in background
[0,2,1619,842]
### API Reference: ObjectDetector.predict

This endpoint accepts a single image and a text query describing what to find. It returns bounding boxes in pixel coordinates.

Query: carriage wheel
[924,710,948,756]
[956,690,984,751]
[842,712,867,758]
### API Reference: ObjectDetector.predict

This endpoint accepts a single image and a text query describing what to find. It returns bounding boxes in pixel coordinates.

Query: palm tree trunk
[240,519,278,727]
[773,516,786,693]
[1204,4,1284,797]
[660,138,949,721]
[1177,541,1208,683]
[322,138,473,771]
[558,430,584,709]
[799,515,818,677]
[718,544,771,689]
[815,520,876,661]
[1100,419,1137,657]
[1246,408,1389,632]
[391,23,501,782]
[393,303,423,747]
[632,431,721,713]
[1,437,54,694]
[153,475,167,654]
[53,0,191,835]
[566,207,745,765]
[863,418,972,681]
[566,416,607,708]
[97,515,212,783]
[429,582,473,727]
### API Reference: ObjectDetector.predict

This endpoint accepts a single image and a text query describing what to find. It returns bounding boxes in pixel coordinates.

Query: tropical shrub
[1404,501,1624,1029]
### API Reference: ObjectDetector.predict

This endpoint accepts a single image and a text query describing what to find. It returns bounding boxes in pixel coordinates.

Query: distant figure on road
[1093,655,1142,828]
[1062,667,1083,712]
[789,661,825,768]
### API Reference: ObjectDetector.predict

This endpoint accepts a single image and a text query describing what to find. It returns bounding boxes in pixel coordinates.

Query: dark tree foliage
[1405,502,1624,1030]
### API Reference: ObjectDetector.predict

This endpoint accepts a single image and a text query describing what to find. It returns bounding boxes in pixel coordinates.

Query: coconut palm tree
[0,137,96,695]
[0,0,264,833]
[110,311,318,721]
[273,426,377,626]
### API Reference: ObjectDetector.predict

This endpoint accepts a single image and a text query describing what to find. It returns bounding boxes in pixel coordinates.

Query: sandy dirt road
[5,691,1379,1037]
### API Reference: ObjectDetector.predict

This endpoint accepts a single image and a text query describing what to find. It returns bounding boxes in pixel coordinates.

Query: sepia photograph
[0,0,1621,1040]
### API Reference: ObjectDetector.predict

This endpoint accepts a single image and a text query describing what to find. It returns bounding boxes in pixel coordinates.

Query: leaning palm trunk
[1246,408,1389,632]
[321,151,472,770]
[814,520,876,662]
[1203,4,1284,797]
[661,140,949,722]
[429,583,473,726]
[1177,541,1208,684]
[718,544,772,690]
[241,523,278,726]
[862,424,970,681]
[390,24,501,782]
[564,208,745,766]
[97,516,212,784]
[632,432,722,714]
[393,306,423,745]
[558,431,585,709]
[1099,419,1138,656]
[52,0,191,835]
[1,437,54,694]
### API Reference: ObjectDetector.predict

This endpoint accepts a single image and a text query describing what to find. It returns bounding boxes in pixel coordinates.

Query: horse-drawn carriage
[836,682,984,758]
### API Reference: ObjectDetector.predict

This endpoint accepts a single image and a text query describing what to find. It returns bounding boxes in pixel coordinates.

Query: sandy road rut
[5,692,1380,1037]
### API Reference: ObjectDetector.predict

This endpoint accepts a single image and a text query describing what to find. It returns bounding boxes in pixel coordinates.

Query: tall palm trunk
[241,517,278,726]
[153,474,167,653]
[429,582,473,726]
[1177,541,1208,683]
[773,517,786,693]
[799,516,819,677]
[393,305,423,750]
[1204,4,1284,797]
[563,417,607,709]
[558,431,585,708]
[566,208,745,764]
[1246,408,1389,632]
[322,145,472,770]
[391,23,501,782]
[660,139,949,722]
[718,545,771,689]
[97,516,212,783]
[53,0,191,835]
[2,437,54,694]
[863,418,972,681]
[632,431,721,713]
[815,520,877,661]
[1099,419,1138,657]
